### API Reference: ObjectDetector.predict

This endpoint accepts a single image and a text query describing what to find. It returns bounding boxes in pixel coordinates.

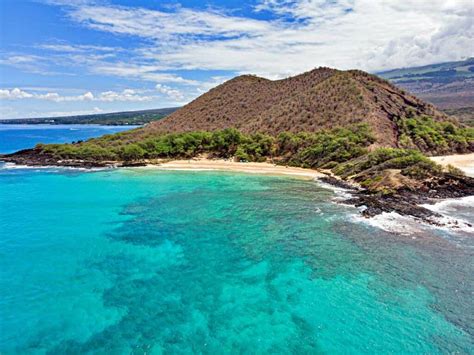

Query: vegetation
[334,148,442,179]
[330,145,471,193]
[396,116,474,154]
[31,117,472,194]
[36,123,375,165]
[147,68,447,149]
[443,107,474,127]
[275,124,375,168]
[0,107,179,126]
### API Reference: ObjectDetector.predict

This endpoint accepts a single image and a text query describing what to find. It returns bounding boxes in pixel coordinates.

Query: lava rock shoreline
[318,176,474,228]
[0,149,146,168]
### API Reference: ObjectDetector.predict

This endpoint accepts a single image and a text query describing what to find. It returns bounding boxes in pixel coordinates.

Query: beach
[146,158,325,179]
[430,153,474,177]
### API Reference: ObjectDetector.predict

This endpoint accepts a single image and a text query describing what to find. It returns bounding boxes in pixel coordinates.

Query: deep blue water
[0,124,138,154]
[0,128,473,353]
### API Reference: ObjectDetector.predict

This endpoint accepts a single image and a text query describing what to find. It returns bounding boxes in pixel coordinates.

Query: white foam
[426,215,474,235]
[315,179,356,201]
[0,162,107,172]
[352,207,474,237]
[420,196,474,214]
[352,212,427,236]
[0,162,27,170]
[420,196,474,235]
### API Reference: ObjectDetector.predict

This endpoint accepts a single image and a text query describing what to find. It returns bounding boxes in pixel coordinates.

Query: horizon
[1,0,472,119]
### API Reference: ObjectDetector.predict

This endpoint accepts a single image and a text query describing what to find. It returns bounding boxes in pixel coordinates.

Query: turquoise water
[0,166,473,353]
[0,124,138,154]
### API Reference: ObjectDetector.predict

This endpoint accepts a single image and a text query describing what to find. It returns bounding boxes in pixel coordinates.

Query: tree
[120,144,145,161]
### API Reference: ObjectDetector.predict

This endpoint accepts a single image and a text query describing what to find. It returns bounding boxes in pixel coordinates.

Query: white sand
[430,153,474,177]
[138,153,474,179]
[144,159,324,180]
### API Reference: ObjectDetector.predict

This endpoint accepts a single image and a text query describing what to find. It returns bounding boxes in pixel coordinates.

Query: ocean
[0,126,473,353]
[0,124,138,154]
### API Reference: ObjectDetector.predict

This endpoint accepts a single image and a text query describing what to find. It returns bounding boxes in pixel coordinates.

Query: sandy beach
[145,159,324,179]
[430,153,474,177]
[142,153,474,179]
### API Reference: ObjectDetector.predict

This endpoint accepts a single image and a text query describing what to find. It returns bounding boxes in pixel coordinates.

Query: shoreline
[1,152,473,231]
[0,156,326,180]
[140,158,325,180]
[135,161,474,235]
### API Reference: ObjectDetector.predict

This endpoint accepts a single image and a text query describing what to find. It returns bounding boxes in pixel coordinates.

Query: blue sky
[1,0,472,119]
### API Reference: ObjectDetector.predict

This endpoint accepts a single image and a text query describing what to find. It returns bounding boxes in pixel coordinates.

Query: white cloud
[54,0,473,77]
[97,89,152,102]
[0,88,34,99]
[0,88,153,102]
[39,43,120,53]
[155,84,185,102]
[0,53,80,76]
[92,63,197,85]
[0,55,48,74]
[2,0,472,118]
[37,107,104,118]
[0,106,105,120]
[34,91,94,102]
[68,4,271,42]
[195,76,231,94]
[255,0,355,21]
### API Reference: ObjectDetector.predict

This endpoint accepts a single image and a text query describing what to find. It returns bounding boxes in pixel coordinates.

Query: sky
[0,0,472,119]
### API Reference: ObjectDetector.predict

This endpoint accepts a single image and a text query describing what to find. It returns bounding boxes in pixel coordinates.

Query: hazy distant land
[0,107,179,126]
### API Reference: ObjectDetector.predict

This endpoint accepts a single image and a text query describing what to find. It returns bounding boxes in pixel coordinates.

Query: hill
[146,68,446,147]
[4,67,468,160]
[0,107,179,126]
[378,58,474,112]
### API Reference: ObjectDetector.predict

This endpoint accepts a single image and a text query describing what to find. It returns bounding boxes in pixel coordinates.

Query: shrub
[333,148,443,181]
[396,116,474,154]
[445,164,465,176]
[120,144,145,161]
[34,124,376,165]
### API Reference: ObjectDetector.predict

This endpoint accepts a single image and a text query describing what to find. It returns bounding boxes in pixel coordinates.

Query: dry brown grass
[144,67,448,147]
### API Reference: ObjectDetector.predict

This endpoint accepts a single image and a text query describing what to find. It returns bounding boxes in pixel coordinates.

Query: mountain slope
[378,58,474,110]
[147,68,446,147]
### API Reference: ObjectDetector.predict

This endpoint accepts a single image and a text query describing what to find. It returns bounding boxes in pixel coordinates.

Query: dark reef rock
[0,149,112,168]
[345,193,441,221]
[1,149,148,168]
[319,173,474,226]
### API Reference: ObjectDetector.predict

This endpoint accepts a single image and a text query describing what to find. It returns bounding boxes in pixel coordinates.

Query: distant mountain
[442,107,474,127]
[0,107,179,125]
[147,68,446,147]
[378,58,474,110]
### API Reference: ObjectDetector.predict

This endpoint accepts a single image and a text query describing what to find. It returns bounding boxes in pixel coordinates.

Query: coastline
[1,152,473,231]
[120,158,474,233]
[141,158,325,180]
